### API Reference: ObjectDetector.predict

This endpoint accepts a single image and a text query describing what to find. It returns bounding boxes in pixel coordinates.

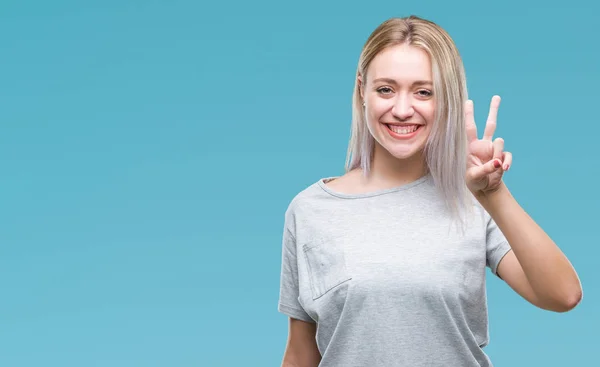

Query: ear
[357,73,364,100]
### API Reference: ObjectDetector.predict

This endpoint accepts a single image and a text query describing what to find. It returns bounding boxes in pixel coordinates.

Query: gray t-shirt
[277,173,512,366]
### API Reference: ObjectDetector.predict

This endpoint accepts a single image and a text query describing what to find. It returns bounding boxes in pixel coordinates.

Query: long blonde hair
[345,15,473,230]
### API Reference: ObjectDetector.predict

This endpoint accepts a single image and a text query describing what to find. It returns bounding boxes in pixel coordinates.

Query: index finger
[465,100,478,143]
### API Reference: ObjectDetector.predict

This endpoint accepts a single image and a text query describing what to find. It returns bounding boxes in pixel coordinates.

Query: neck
[362,143,428,188]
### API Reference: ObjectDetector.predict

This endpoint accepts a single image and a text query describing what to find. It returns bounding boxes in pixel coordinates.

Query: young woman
[277,15,582,367]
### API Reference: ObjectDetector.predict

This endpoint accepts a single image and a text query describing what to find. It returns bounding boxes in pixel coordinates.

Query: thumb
[469,159,501,181]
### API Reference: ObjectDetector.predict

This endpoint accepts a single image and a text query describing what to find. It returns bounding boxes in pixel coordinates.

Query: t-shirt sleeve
[278,224,315,323]
[485,210,513,278]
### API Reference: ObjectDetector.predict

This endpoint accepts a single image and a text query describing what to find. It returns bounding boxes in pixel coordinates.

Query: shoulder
[282,170,359,230]
[319,170,358,192]
[282,176,331,227]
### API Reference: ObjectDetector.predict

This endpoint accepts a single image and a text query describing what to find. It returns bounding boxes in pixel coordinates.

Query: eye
[376,87,393,95]
[417,89,433,97]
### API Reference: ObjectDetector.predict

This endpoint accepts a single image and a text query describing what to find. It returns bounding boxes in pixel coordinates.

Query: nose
[391,94,415,121]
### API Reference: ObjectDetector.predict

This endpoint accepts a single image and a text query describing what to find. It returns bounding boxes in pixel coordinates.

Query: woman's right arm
[281,318,321,367]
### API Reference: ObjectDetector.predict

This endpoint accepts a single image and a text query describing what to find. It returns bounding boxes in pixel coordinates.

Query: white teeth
[389,125,418,134]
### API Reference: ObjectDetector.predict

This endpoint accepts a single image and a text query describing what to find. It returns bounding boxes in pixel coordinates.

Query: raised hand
[465,95,513,197]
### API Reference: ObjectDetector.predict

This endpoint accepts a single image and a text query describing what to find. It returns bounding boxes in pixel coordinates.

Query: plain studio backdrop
[1,0,598,366]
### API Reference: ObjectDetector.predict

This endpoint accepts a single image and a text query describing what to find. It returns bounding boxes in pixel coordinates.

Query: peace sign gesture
[465,95,513,196]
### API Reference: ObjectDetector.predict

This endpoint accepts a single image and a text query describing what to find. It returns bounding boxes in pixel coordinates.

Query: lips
[384,123,423,127]
[383,123,423,139]
[386,124,420,134]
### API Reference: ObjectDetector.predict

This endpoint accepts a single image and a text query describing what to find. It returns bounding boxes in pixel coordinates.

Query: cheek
[416,104,436,123]
[365,113,381,136]
[367,101,391,123]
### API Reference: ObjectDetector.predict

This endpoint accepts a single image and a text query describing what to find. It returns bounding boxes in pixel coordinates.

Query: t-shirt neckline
[316,173,431,199]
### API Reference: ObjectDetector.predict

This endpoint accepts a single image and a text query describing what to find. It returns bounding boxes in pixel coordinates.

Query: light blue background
[1,0,598,366]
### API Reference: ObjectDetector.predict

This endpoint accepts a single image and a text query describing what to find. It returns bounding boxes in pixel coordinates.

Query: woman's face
[360,43,436,161]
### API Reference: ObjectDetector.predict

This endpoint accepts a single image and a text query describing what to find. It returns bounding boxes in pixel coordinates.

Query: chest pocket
[302,240,352,300]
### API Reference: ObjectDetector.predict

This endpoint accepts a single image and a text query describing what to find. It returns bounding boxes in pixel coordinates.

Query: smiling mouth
[384,124,422,135]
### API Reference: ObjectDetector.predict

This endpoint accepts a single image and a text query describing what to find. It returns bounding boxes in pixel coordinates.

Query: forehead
[367,44,432,82]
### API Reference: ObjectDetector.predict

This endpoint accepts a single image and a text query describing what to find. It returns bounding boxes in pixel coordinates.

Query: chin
[387,147,424,161]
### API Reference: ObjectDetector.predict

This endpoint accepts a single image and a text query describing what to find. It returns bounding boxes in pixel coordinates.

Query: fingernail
[504,164,509,170]
[494,160,501,168]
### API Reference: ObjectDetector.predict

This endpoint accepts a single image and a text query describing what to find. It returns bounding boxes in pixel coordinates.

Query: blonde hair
[345,15,473,231]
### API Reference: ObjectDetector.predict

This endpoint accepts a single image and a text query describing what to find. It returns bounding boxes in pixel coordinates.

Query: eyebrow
[372,78,433,86]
